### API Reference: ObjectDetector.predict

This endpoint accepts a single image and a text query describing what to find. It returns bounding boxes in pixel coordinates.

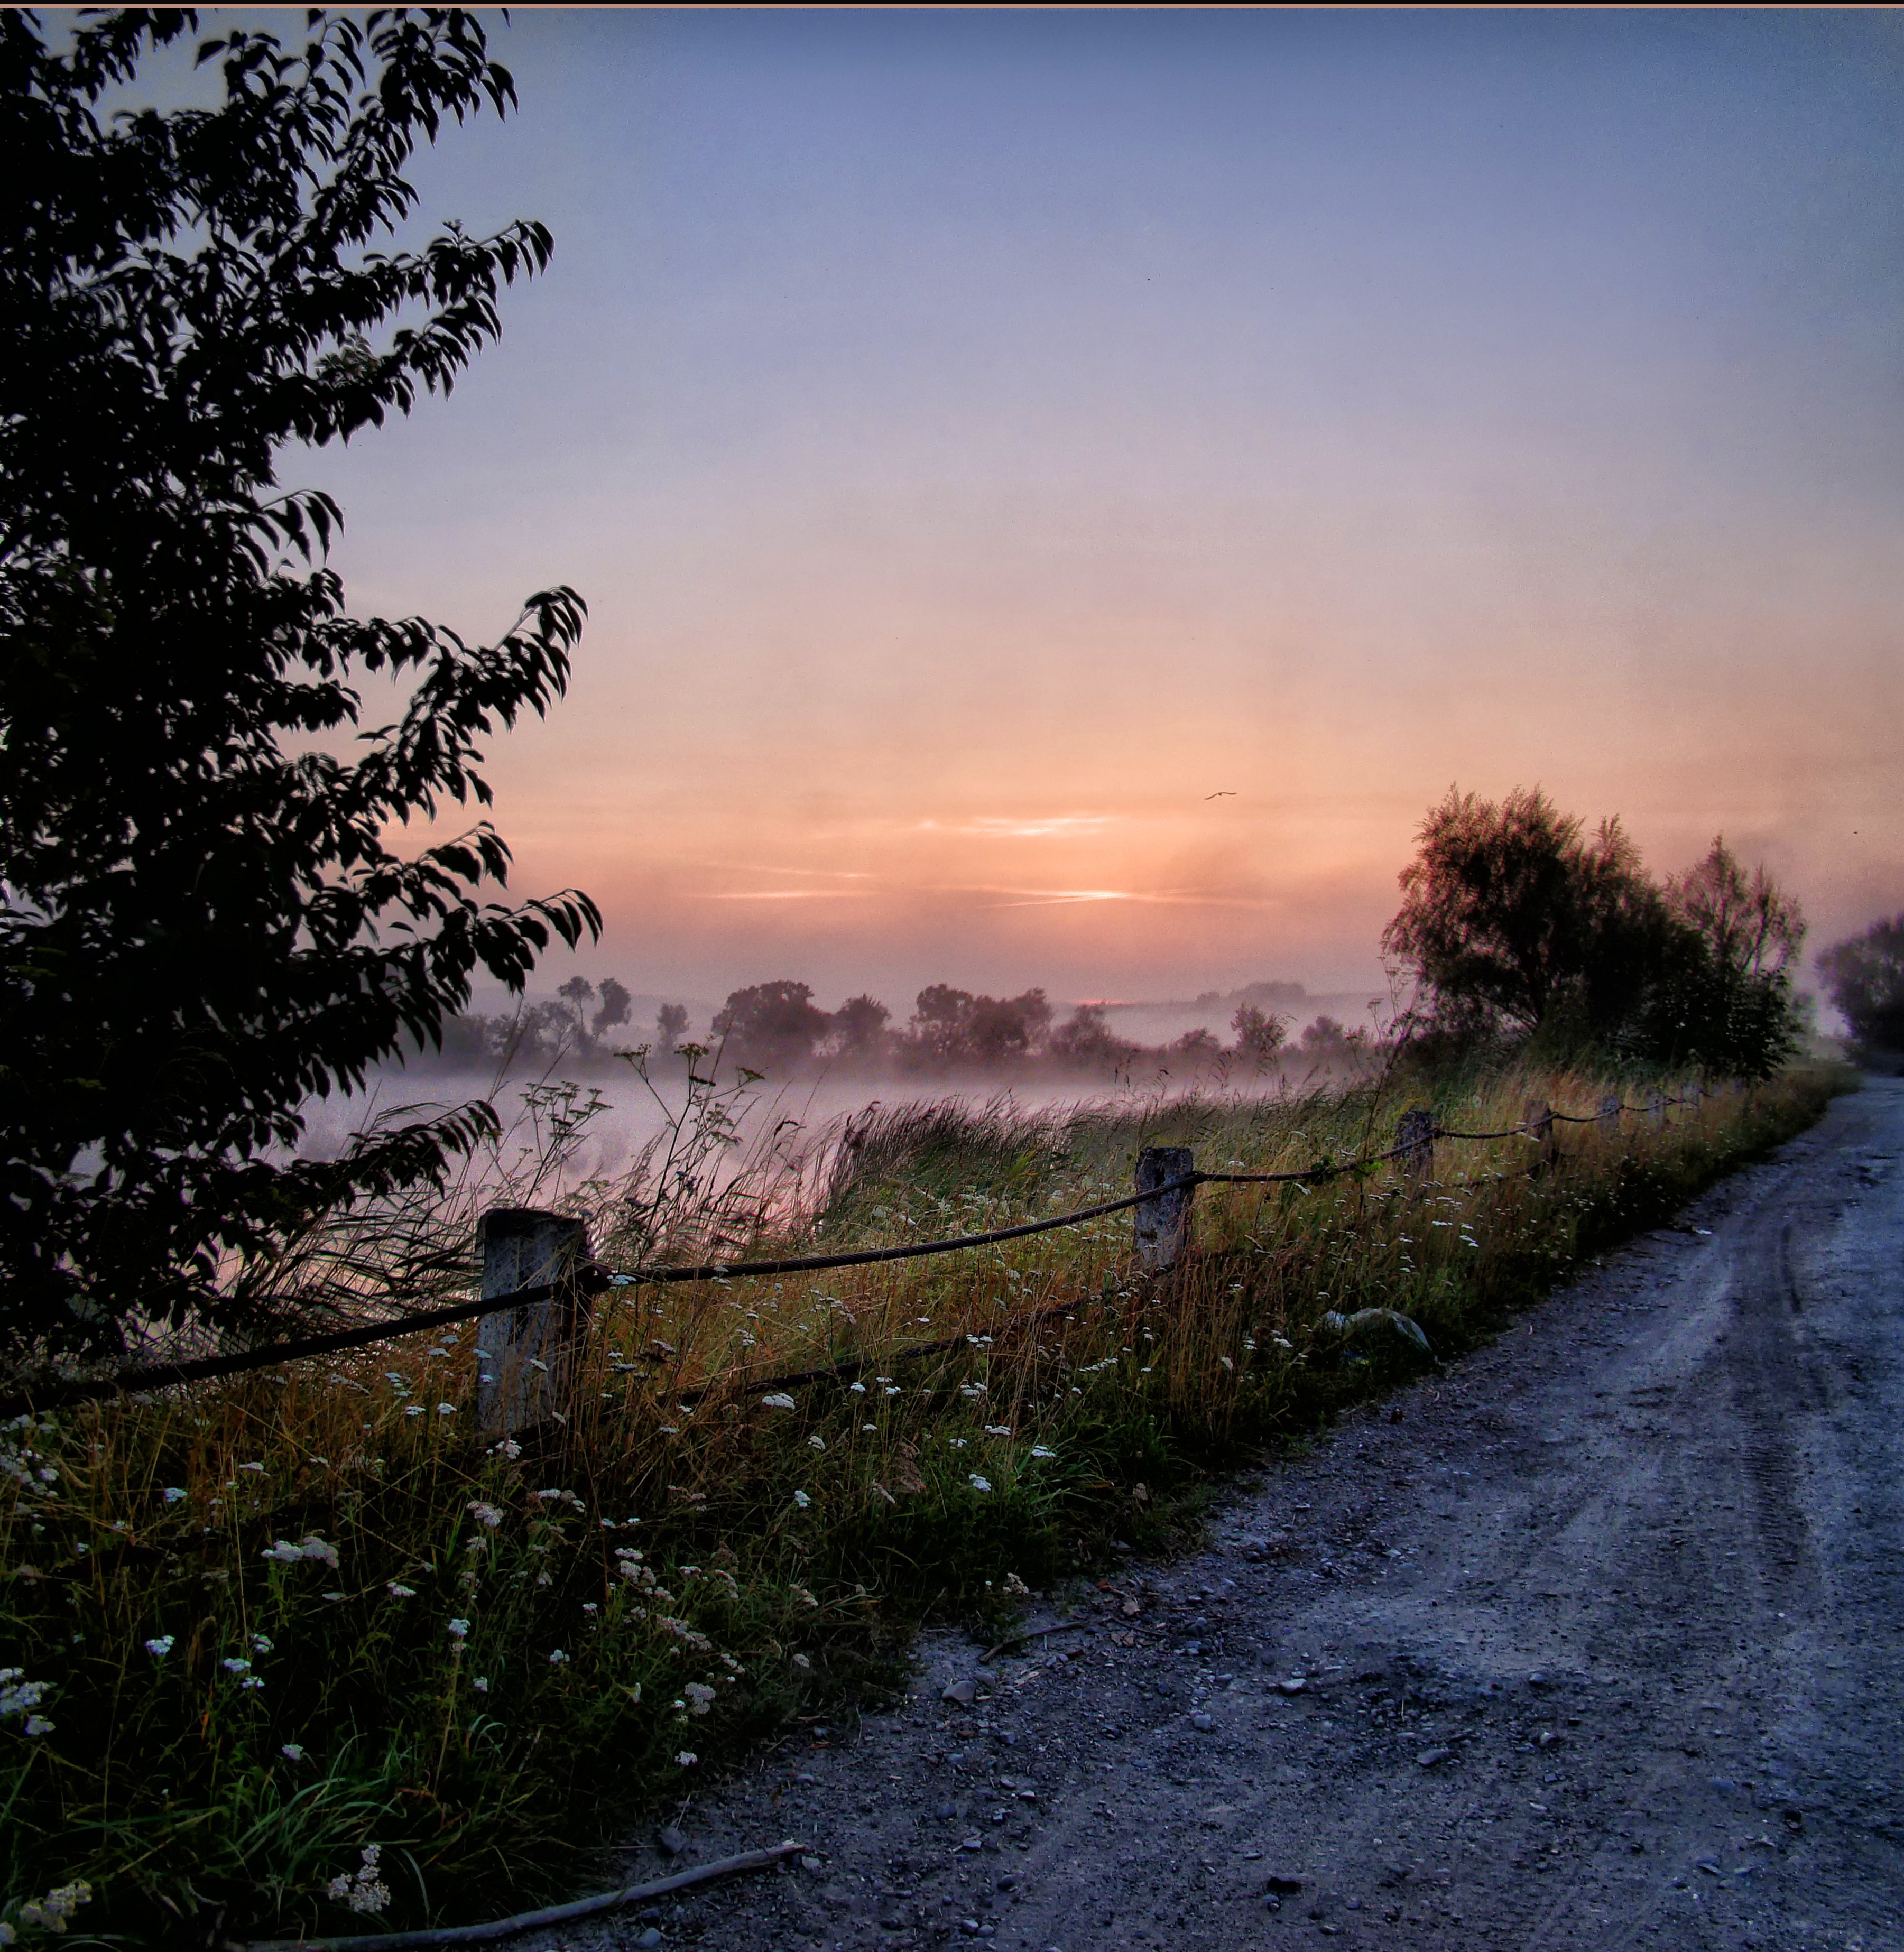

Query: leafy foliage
[1384,788,1804,1076]
[0,11,598,1358]
[1818,914,1904,1052]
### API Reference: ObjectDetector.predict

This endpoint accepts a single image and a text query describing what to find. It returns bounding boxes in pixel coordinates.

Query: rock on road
[566,1080,1904,1952]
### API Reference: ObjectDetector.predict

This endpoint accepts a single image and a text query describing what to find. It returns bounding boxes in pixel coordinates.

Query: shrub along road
[556,1079,1902,1952]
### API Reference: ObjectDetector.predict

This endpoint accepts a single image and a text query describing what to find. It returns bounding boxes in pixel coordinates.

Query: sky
[277,8,1904,1015]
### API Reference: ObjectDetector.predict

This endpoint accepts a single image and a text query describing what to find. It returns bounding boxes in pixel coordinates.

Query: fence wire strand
[1,1092,1714,1415]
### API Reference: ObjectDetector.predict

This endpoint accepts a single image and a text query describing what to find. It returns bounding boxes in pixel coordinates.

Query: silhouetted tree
[1,11,596,1357]
[590,976,632,1044]
[654,1002,690,1054]
[1636,839,1805,1077]
[829,993,892,1061]
[1383,788,1666,1040]
[1819,915,1904,1052]
[1231,1002,1288,1067]
[712,980,831,1070]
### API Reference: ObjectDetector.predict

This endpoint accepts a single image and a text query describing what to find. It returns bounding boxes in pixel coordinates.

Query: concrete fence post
[474,1208,590,1444]
[1395,1108,1436,1180]
[1524,1099,1558,1170]
[1134,1146,1196,1275]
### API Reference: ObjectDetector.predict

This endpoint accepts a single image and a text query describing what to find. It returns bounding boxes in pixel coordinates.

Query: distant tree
[1818,915,1904,1052]
[907,984,977,1066]
[1231,1002,1288,1068]
[654,1002,691,1054]
[1299,1015,1354,1061]
[968,988,1051,1062]
[1048,1003,1136,1070]
[904,985,1049,1067]
[1382,787,1665,1041]
[1,11,597,1358]
[711,980,831,1070]
[829,993,892,1060]
[557,975,595,1041]
[1385,789,1804,1076]
[1636,839,1805,1077]
[590,976,633,1044]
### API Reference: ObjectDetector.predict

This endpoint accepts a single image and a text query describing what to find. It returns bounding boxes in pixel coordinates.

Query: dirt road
[569,1079,1904,1952]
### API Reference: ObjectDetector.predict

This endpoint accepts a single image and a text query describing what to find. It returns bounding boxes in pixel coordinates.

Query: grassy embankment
[0,1060,1846,1945]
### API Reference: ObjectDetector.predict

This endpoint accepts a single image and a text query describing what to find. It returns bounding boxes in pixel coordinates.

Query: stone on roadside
[655,1825,687,1857]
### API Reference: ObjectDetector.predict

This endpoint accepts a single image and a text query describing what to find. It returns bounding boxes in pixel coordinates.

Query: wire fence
[1,1088,1726,1419]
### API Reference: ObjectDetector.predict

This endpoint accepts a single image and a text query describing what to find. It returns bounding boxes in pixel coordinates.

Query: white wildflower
[17,1882,91,1932]
[472,1676,490,1692]
[327,1844,391,1916]
[761,1393,797,1411]
[1029,1446,1056,1459]
[162,1487,187,1504]
[23,1715,53,1736]
[684,1681,716,1715]
[145,1635,174,1658]
[466,1501,504,1529]
[807,1435,825,1450]
[221,1658,252,1675]
[792,1490,810,1510]
[675,1750,698,1766]
[437,1403,456,1416]
[403,1404,424,1416]
[548,1648,569,1664]
[238,1461,265,1474]
[282,1742,305,1761]
[983,1424,1011,1437]
[386,1583,415,1599]
[848,1381,866,1394]
[251,1633,273,1654]
[969,1475,992,1493]
[446,1618,470,1639]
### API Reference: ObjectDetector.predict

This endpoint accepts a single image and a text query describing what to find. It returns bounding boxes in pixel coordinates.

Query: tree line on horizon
[429,972,1367,1080]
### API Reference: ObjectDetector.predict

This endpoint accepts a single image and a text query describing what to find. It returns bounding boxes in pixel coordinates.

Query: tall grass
[0,1060,1842,1945]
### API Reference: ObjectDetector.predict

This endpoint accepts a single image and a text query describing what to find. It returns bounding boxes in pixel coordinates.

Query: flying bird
[1205,790,1236,799]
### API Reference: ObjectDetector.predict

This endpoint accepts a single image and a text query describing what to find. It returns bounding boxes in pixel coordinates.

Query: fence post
[1524,1099,1558,1169]
[1134,1146,1196,1274]
[1396,1108,1436,1179]
[1597,1093,1622,1128]
[475,1209,590,1444]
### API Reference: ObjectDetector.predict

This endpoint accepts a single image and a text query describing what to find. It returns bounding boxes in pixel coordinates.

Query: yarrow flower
[16,1882,92,1934]
[466,1501,505,1529]
[221,1657,251,1675]
[386,1584,415,1599]
[282,1743,305,1762]
[969,1475,992,1493]
[472,1676,490,1692]
[548,1648,569,1664]
[446,1618,470,1639]
[761,1393,797,1411]
[327,1845,391,1916]
[162,1487,187,1504]
[792,1490,810,1510]
[145,1635,174,1658]
[1029,1446,1056,1459]
[675,1751,698,1766]
[683,1681,716,1715]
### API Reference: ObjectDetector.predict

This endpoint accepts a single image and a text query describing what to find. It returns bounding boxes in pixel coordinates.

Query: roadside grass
[0,1060,1845,1945]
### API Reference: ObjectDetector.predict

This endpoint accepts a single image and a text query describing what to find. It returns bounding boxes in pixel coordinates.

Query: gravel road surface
[561,1079,1904,1952]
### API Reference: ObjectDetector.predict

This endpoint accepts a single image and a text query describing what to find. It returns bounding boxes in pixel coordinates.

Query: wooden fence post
[1134,1146,1196,1274]
[1524,1099,1558,1169]
[475,1209,590,1444]
[1396,1108,1435,1179]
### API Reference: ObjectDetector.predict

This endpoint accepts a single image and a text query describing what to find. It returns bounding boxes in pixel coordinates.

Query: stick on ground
[238,1841,807,1951]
